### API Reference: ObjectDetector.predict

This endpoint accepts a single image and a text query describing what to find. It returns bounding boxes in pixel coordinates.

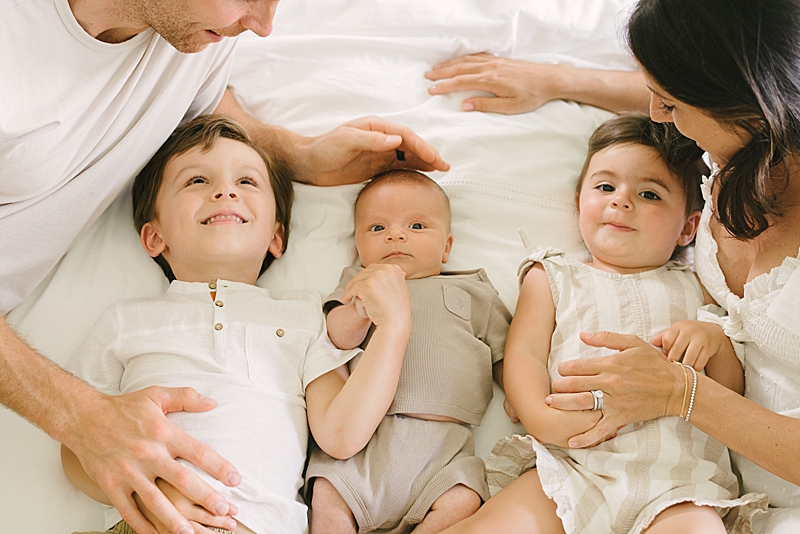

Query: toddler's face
[141,137,283,282]
[354,181,453,279]
[577,143,699,273]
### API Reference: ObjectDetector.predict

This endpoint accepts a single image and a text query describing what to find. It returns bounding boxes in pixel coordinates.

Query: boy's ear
[441,233,454,264]
[268,222,285,259]
[677,210,702,246]
[140,222,167,258]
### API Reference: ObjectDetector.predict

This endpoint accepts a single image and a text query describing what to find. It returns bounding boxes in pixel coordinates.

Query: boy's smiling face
[140,137,284,284]
[354,180,453,280]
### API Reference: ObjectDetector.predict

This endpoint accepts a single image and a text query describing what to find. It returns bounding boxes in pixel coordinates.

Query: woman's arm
[504,265,601,447]
[425,53,650,115]
[215,89,449,186]
[549,331,800,484]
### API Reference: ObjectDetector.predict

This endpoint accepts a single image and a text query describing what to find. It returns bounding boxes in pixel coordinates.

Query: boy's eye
[369,224,385,232]
[596,183,615,192]
[640,191,661,201]
[187,176,206,186]
[409,223,425,230]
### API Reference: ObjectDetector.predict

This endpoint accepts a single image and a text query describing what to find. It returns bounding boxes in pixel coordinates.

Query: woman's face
[643,72,751,166]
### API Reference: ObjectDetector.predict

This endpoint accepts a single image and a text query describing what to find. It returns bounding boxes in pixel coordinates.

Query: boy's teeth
[205,215,243,224]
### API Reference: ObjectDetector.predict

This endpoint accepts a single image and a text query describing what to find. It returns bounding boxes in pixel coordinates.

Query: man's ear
[441,232,454,263]
[140,222,167,258]
[268,222,285,259]
[677,210,702,246]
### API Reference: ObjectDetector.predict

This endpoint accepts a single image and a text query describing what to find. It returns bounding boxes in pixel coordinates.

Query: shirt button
[215,300,224,307]
[276,328,285,337]
[214,323,223,331]
[208,282,217,290]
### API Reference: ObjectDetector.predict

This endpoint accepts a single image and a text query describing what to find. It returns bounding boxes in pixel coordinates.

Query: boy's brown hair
[132,115,293,281]
[577,113,707,215]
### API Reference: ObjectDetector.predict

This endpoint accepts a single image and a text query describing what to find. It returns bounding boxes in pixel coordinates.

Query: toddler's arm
[306,264,412,460]
[652,320,744,394]
[504,264,604,447]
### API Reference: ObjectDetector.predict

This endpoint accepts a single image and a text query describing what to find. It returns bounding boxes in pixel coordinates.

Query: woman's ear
[677,210,702,246]
[140,222,167,258]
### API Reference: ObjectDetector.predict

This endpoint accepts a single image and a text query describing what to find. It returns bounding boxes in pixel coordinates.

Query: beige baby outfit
[306,266,511,533]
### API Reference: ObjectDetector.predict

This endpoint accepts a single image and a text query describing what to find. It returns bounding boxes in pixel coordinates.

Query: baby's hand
[134,479,238,534]
[342,264,411,329]
[652,320,729,371]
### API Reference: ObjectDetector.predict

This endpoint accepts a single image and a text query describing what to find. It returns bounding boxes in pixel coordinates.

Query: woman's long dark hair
[628,0,800,239]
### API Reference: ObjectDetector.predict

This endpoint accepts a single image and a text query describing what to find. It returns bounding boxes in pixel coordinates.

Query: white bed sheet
[0,0,635,529]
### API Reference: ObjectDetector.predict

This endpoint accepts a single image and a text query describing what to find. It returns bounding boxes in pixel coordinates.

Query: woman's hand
[426,53,569,114]
[546,331,685,448]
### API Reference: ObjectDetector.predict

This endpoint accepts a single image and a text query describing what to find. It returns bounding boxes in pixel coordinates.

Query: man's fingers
[579,330,650,352]
[120,479,190,534]
[162,439,239,514]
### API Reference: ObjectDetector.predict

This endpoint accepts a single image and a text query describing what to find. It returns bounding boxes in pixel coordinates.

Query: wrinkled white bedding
[0,0,635,529]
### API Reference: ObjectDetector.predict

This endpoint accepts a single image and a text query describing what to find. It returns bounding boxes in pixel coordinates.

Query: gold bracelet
[673,360,689,419]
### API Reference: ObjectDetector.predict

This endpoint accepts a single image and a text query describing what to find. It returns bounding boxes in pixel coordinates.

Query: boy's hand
[342,264,411,329]
[652,320,732,371]
[134,479,238,534]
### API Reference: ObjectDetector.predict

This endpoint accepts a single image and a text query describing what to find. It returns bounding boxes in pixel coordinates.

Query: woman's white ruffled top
[694,165,800,507]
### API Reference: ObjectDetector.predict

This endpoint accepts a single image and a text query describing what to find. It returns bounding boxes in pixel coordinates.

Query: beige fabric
[306,415,487,534]
[326,266,511,425]
[487,246,769,534]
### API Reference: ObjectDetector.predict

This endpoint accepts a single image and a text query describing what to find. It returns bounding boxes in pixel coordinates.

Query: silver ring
[591,390,604,411]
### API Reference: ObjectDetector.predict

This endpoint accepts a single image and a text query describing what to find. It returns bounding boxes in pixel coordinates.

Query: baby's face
[354,181,453,279]
[141,137,283,283]
[577,143,698,273]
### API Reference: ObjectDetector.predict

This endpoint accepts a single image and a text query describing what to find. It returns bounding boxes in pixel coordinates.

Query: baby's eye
[239,176,258,186]
[409,223,425,230]
[640,191,661,201]
[596,183,615,192]
[369,224,385,232]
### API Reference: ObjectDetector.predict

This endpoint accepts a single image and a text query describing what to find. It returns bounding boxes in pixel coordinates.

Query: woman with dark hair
[432,1,800,532]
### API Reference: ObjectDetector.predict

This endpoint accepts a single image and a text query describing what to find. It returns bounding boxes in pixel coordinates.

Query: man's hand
[293,116,450,186]
[66,387,240,534]
[134,479,238,534]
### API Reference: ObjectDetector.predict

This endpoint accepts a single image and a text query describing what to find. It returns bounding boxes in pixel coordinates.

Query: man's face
[139,0,280,53]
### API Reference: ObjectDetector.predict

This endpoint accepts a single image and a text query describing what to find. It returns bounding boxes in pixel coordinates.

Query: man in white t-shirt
[0,1,447,533]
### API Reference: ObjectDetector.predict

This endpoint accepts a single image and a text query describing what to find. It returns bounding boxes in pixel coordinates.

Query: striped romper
[486,246,767,534]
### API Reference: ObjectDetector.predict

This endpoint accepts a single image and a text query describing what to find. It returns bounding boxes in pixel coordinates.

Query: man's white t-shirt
[0,0,236,312]
[66,280,360,533]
